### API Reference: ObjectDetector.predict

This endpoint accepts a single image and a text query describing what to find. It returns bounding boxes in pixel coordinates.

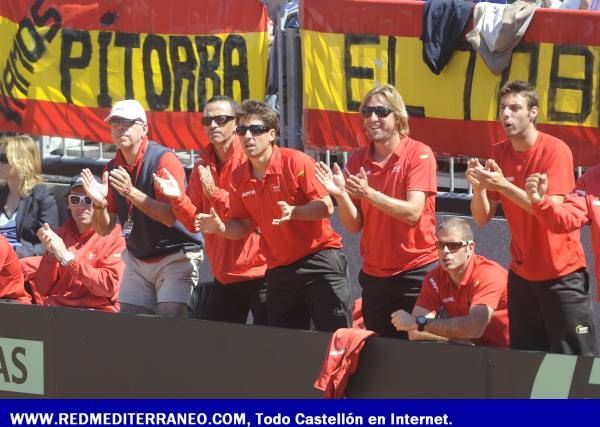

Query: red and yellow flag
[302,0,600,166]
[0,0,269,149]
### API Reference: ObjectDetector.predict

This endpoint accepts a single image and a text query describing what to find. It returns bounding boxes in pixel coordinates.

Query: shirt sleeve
[294,155,329,201]
[406,143,437,193]
[470,265,508,311]
[228,182,252,221]
[543,141,576,196]
[532,194,590,233]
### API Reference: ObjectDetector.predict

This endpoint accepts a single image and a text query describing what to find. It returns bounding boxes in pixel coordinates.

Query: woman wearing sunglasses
[315,84,438,339]
[0,135,59,258]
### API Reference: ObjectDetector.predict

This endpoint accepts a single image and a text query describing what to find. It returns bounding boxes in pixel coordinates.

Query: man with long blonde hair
[316,84,438,338]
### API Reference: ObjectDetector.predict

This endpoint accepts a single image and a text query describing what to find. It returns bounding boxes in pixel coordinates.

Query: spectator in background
[467,80,596,355]
[316,84,438,338]
[0,234,30,304]
[0,135,59,258]
[391,218,509,348]
[155,96,268,325]
[81,99,203,318]
[32,175,125,312]
[197,100,351,332]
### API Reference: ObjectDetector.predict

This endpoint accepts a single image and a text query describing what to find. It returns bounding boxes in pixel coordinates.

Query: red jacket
[0,235,30,304]
[34,220,125,312]
[314,328,376,398]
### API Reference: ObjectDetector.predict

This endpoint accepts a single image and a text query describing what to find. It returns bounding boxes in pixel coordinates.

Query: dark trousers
[265,248,351,332]
[204,278,268,325]
[360,261,438,338]
[508,269,597,356]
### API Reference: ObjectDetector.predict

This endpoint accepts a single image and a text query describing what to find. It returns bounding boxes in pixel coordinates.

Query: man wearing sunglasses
[31,175,125,312]
[391,218,509,348]
[467,81,596,356]
[315,84,438,338]
[154,96,267,325]
[196,100,351,332]
[81,99,203,318]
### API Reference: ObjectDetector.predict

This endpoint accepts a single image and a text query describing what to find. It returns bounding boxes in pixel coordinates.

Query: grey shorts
[118,249,203,311]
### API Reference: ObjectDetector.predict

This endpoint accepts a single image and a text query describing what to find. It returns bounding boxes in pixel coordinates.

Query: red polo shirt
[345,136,437,277]
[416,254,509,348]
[0,235,30,304]
[229,146,342,269]
[106,137,186,213]
[171,140,267,284]
[489,132,586,281]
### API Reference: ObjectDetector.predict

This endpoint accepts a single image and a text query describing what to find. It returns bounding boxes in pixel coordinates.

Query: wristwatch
[60,251,76,267]
[416,316,429,332]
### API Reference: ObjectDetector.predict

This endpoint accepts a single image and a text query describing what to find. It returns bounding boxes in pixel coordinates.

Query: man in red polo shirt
[391,218,509,348]
[197,100,350,331]
[81,99,203,318]
[34,175,125,312]
[154,95,267,324]
[315,84,438,338]
[467,80,595,355]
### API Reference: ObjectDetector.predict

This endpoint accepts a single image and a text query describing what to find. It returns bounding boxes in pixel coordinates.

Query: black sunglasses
[108,117,144,128]
[68,195,92,206]
[0,154,8,164]
[235,125,272,136]
[361,105,394,119]
[201,115,235,126]
[435,240,472,251]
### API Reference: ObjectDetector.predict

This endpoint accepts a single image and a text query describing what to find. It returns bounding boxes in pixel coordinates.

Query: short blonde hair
[359,84,410,136]
[0,135,43,196]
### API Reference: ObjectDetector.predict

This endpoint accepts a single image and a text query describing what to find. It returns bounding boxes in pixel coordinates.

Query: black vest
[109,141,203,259]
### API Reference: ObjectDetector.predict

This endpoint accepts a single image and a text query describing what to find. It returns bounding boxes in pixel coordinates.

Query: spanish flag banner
[0,0,268,149]
[302,0,600,166]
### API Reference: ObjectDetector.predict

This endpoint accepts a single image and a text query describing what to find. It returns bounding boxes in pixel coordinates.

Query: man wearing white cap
[81,99,203,318]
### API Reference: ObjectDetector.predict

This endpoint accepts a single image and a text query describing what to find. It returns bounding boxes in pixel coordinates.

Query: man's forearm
[499,182,533,214]
[219,218,252,240]
[424,316,485,340]
[291,198,333,220]
[334,192,362,233]
[92,207,116,236]
[470,189,492,225]
[125,187,176,226]
[364,189,422,225]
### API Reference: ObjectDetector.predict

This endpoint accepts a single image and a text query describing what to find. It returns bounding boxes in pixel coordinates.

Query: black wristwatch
[416,316,428,332]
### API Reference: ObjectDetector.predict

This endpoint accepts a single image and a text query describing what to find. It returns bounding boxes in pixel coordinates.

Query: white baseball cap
[105,99,147,124]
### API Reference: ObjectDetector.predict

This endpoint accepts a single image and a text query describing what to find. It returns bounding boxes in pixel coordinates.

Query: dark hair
[499,80,539,110]
[237,99,279,132]
[205,95,240,115]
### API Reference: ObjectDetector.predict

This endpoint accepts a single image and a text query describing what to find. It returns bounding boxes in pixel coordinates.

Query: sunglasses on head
[235,124,272,136]
[435,240,472,251]
[108,117,144,128]
[361,105,394,119]
[0,154,8,164]
[68,194,92,206]
[201,115,235,126]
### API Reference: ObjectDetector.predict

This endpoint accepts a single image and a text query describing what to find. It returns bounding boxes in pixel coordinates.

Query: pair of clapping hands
[465,158,548,203]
